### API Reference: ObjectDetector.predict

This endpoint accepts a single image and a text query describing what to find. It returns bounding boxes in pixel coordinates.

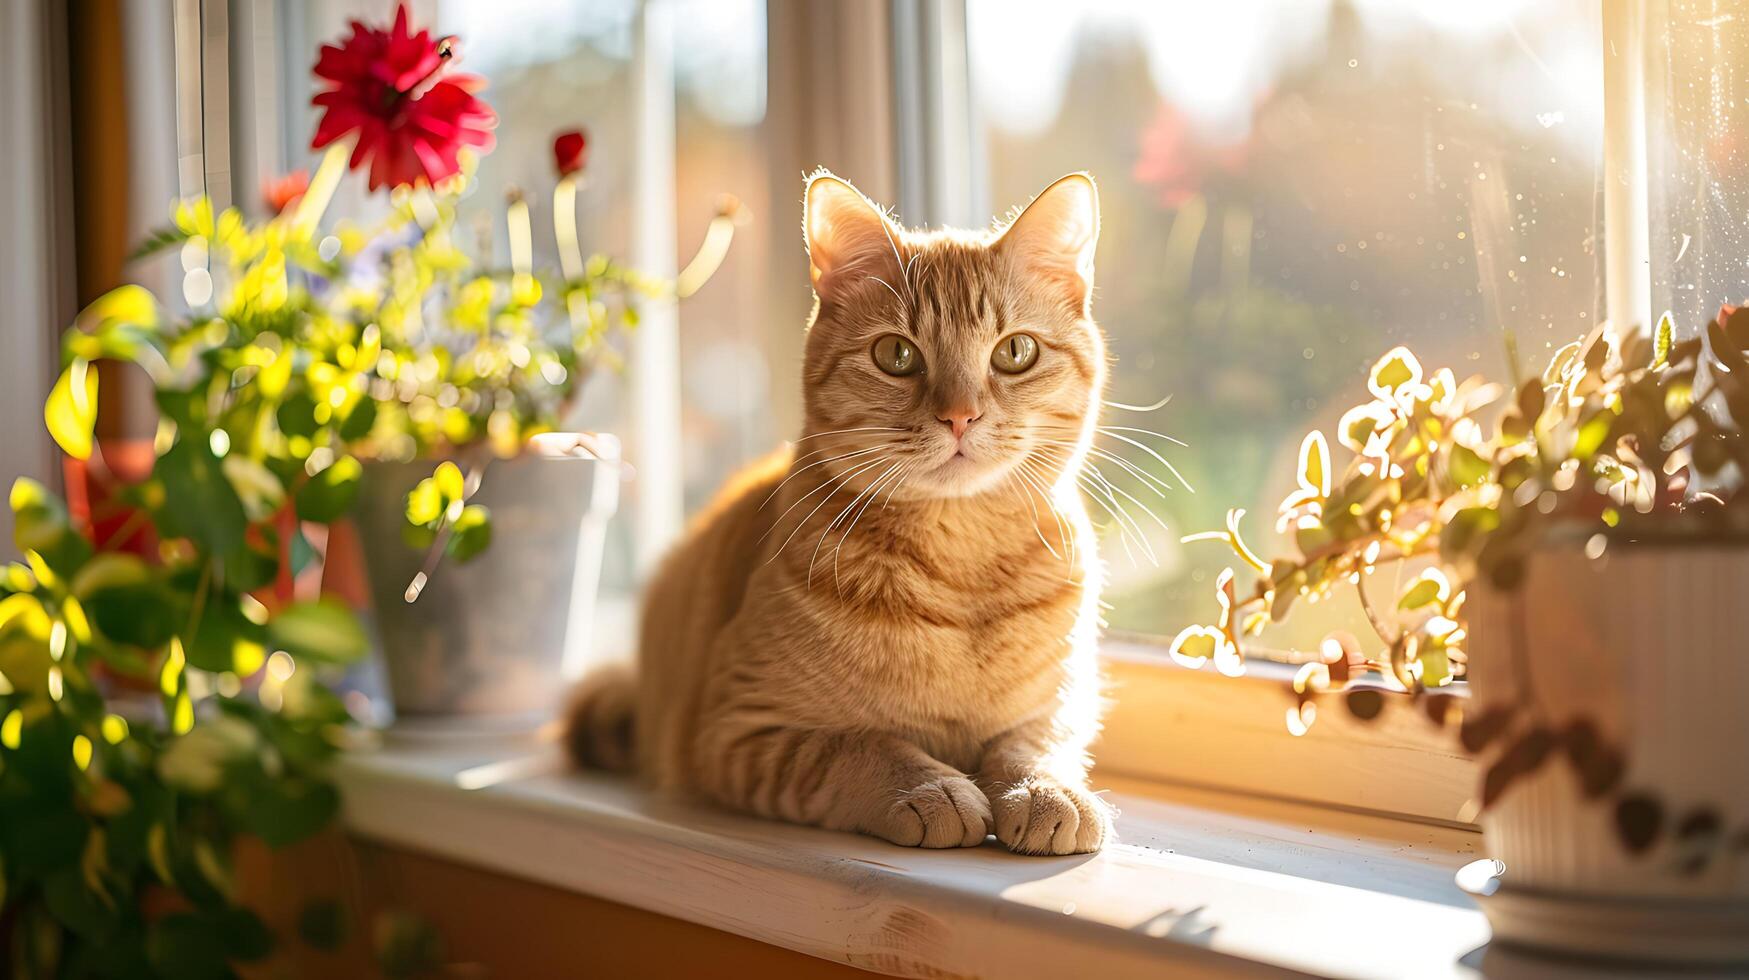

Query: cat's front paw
[992,779,1112,855]
[869,775,992,848]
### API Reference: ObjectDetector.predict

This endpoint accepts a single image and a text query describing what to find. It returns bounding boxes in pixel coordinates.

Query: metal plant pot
[353,437,619,729]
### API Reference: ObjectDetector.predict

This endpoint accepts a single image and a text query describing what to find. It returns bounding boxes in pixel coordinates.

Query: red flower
[263,170,310,214]
[310,4,497,192]
[1132,102,1250,208]
[553,129,588,179]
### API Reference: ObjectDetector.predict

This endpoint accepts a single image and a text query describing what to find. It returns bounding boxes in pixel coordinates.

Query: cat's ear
[804,172,902,303]
[997,173,1100,303]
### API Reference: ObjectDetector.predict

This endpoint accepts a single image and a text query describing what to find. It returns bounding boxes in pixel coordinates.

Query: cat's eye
[871,334,923,376]
[991,333,1040,374]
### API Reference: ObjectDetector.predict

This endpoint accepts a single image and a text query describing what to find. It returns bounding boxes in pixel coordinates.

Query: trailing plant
[1172,306,1749,863]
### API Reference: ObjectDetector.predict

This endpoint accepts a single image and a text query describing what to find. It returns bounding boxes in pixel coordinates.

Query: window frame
[195,0,1658,826]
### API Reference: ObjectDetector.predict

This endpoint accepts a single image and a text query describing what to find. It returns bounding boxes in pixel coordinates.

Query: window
[207,1,1699,820]
[966,0,1606,651]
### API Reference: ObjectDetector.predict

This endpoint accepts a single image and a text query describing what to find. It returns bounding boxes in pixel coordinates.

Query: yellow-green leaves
[1297,430,1330,498]
[296,455,363,523]
[74,284,158,335]
[447,504,492,562]
[434,460,464,503]
[403,460,494,565]
[45,359,98,460]
[267,598,368,665]
[1168,624,1222,669]
[1397,569,1451,612]
[1652,310,1674,369]
[1447,444,1490,489]
[1367,345,1422,399]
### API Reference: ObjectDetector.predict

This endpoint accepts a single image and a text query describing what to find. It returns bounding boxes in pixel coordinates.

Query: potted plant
[7,268,377,973]
[1172,311,1749,964]
[92,6,737,730]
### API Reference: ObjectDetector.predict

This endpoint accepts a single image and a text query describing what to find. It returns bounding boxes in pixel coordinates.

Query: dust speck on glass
[968,0,1605,651]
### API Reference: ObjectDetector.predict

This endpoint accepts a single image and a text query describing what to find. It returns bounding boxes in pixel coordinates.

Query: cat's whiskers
[1100,424,1189,449]
[1036,423,1195,494]
[1006,471,1064,563]
[791,426,907,443]
[1011,464,1072,566]
[1013,454,1073,562]
[1040,439,1174,497]
[808,459,901,590]
[1034,445,1159,566]
[829,462,908,592]
[1103,394,1173,413]
[760,442,896,510]
[762,455,892,558]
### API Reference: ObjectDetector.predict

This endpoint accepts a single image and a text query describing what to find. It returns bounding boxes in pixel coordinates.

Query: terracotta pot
[1464,539,1749,965]
[352,438,620,729]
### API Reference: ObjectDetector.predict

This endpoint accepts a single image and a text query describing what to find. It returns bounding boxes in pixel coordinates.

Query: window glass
[968,0,1604,649]
[1648,0,1749,335]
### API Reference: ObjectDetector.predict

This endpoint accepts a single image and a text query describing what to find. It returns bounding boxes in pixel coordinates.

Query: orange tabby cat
[566,171,1111,854]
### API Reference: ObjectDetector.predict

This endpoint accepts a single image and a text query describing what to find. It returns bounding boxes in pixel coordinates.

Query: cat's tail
[561,662,637,772]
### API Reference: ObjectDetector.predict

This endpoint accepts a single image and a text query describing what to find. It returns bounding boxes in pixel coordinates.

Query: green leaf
[337,396,377,442]
[1419,647,1453,687]
[1398,578,1441,611]
[276,392,320,439]
[1653,311,1675,369]
[154,435,248,558]
[222,539,279,594]
[10,488,92,588]
[245,778,340,848]
[446,505,492,562]
[70,552,151,598]
[296,456,362,523]
[267,599,368,664]
[1368,346,1420,395]
[45,359,99,460]
[1297,430,1329,496]
[74,284,158,335]
[189,596,266,673]
[1447,445,1490,489]
[87,582,179,649]
[1439,506,1502,565]
[43,867,119,940]
[434,461,465,502]
[405,479,443,526]
[1572,412,1613,461]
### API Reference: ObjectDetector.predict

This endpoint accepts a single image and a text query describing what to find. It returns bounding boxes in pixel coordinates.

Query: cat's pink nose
[937,406,982,440]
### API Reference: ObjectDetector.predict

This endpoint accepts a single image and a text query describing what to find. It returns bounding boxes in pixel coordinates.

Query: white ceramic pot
[1464,539,1749,964]
[354,437,619,730]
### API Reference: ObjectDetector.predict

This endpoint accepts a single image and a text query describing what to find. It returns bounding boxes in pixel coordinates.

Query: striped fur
[566,172,1113,854]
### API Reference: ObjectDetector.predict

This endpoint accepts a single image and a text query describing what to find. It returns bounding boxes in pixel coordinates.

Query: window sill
[335,738,1487,978]
[1096,644,1480,827]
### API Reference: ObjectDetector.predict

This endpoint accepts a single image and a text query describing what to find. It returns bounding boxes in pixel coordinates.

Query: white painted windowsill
[336,738,1491,978]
